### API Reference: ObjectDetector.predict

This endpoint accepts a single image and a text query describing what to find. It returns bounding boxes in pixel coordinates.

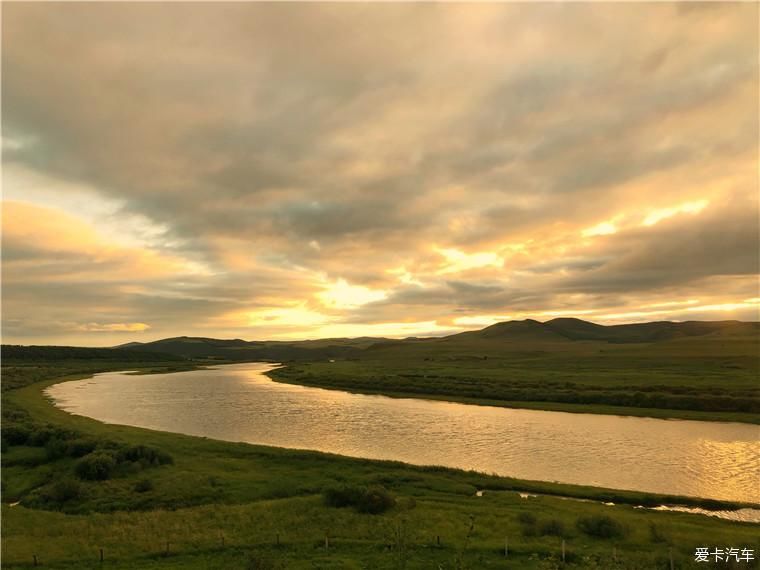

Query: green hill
[8,318,757,420]
[113,318,760,361]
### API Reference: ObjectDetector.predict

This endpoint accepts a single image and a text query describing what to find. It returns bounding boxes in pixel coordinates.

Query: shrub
[400,496,417,510]
[27,426,60,446]
[2,425,31,446]
[115,445,173,467]
[648,522,669,544]
[66,438,97,458]
[134,479,154,493]
[75,452,116,481]
[576,515,628,539]
[517,512,537,525]
[539,519,567,537]
[518,512,538,536]
[323,484,395,514]
[323,484,365,509]
[45,437,69,460]
[46,478,82,503]
[356,486,396,514]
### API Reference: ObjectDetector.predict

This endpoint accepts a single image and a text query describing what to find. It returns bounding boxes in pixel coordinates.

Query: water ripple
[47,363,760,504]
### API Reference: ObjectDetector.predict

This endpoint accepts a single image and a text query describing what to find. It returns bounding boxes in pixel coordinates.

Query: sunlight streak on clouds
[642,199,709,227]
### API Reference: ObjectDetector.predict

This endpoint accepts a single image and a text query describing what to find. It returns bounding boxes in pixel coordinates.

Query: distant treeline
[1,345,184,362]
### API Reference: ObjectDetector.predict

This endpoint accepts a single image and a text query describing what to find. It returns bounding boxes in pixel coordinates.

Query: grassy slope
[269,332,760,423]
[1,361,759,569]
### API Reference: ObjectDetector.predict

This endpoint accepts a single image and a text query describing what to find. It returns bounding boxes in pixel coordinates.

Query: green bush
[539,518,567,537]
[356,486,396,514]
[517,512,536,525]
[323,484,395,514]
[75,452,116,481]
[517,512,538,536]
[323,484,365,508]
[45,478,82,503]
[66,438,97,458]
[45,437,69,460]
[134,479,154,493]
[648,522,670,544]
[115,444,173,467]
[28,426,60,446]
[2,425,31,445]
[576,515,628,539]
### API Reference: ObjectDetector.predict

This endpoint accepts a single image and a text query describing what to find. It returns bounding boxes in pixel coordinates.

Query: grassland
[268,330,760,424]
[2,355,759,569]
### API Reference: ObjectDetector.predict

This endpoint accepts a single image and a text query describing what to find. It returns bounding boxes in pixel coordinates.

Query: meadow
[1,354,759,569]
[268,330,760,424]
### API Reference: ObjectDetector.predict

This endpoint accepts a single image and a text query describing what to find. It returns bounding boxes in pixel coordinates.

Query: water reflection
[46,362,760,504]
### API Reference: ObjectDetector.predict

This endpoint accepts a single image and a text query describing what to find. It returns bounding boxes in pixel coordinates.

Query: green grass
[268,332,760,423]
[2,359,759,569]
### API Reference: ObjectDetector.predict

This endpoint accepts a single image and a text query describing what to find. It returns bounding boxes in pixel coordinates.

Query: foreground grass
[5,492,760,569]
[2,360,759,569]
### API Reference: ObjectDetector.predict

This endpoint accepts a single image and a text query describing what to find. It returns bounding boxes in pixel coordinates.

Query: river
[46,362,760,508]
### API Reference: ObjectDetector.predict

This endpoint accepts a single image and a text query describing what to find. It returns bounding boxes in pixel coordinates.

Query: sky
[2,2,759,346]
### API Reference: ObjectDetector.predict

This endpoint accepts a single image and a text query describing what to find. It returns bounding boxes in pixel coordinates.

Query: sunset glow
[2,2,757,345]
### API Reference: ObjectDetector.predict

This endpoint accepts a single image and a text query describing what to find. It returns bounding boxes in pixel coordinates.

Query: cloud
[2,2,757,344]
[75,323,151,333]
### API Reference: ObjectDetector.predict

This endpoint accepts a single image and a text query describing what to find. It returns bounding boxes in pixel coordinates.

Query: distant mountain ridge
[114,318,759,360]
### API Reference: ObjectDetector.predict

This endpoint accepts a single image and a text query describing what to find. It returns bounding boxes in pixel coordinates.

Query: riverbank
[267,360,760,425]
[2,360,759,568]
[267,366,760,424]
[47,363,760,504]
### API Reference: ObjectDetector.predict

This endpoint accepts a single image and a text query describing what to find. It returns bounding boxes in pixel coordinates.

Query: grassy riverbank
[268,365,760,424]
[2,358,759,569]
[266,329,760,424]
[111,320,760,424]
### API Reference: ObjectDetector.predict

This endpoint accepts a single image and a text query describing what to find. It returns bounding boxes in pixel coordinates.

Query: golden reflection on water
[48,363,760,504]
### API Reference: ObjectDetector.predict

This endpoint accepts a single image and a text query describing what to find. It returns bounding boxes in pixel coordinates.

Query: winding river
[46,362,759,508]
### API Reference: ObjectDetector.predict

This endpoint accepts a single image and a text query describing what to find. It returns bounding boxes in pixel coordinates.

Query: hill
[116,335,392,362]
[266,318,760,421]
[111,318,760,361]
[6,319,757,420]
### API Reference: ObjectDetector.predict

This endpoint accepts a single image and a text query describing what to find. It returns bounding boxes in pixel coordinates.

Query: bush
[115,445,173,467]
[66,438,97,458]
[356,486,396,514]
[517,512,537,525]
[2,425,31,446]
[323,484,365,509]
[134,479,154,493]
[323,484,395,514]
[46,478,82,503]
[27,426,60,446]
[539,519,567,537]
[45,437,69,460]
[648,522,669,544]
[75,452,116,481]
[576,515,628,539]
[518,512,538,536]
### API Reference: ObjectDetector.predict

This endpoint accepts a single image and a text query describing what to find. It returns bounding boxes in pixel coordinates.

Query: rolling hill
[109,318,760,361]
